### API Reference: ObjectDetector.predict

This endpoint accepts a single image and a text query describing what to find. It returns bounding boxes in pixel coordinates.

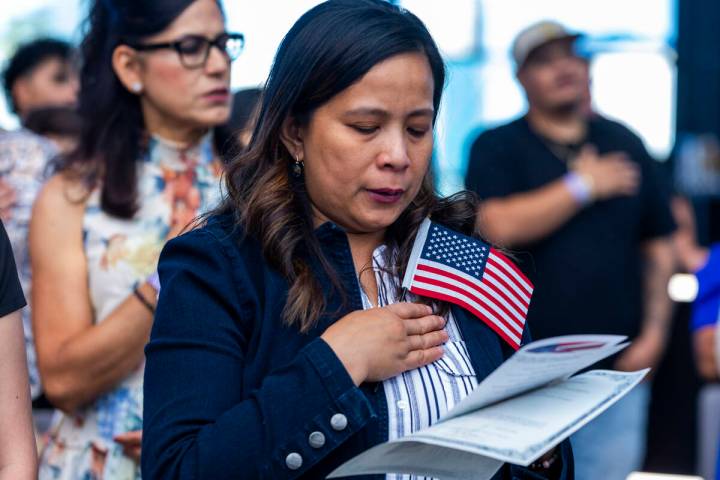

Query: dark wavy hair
[223,0,479,332]
[62,0,233,218]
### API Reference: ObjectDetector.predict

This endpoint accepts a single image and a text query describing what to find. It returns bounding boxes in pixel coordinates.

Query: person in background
[0,37,79,218]
[670,195,720,379]
[29,0,242,477]
[0,39,80,415]
[671,194,720,479]
[0,37,79,226]
[0,108,82,429]
[2,38,78,124]
[142,1,572,478]
[0,129,56,410]
[228,87,262,148]
[465,21,675,480]
[0,220,37,479]
[214,87,262,159]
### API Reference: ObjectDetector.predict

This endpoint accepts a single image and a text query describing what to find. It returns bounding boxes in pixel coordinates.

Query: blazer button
[330,413,348,431]
[308,431,326,449]
[285,452,303,470]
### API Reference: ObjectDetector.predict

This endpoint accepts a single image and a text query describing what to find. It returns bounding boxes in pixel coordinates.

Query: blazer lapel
[451,305,506,382]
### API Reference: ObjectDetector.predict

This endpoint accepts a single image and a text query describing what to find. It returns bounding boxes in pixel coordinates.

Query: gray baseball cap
[512,21,581,71]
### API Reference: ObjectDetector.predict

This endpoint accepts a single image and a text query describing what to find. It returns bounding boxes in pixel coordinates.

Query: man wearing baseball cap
[465,20,676,480]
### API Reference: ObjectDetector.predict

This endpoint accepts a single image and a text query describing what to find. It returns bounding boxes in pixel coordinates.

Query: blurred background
[2,0,720,478]
[0,0,679,193]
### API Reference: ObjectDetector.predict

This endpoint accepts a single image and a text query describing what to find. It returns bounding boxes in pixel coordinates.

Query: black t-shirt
[0,220,26,317]
[465,115,675,344]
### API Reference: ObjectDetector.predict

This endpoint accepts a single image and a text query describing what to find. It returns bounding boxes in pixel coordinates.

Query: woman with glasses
[29,1,242,478]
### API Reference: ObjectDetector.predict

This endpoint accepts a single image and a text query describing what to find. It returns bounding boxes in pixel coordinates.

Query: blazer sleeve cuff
[266,338,376,478]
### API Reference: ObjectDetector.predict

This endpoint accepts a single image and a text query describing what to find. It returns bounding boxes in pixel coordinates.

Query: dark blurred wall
[645,304,702,474]
[644,0,720,475]
[676,0,720,137]
[675,0,720,247]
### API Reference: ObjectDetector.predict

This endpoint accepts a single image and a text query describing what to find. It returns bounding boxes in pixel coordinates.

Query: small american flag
[402,218,533,350]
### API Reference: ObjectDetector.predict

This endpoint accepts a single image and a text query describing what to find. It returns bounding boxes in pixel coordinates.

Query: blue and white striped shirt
[359,247,479,480]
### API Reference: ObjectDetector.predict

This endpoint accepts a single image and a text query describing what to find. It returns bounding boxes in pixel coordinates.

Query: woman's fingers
[406,329,448,351]
[387,302,433,319]
[404,346,444,371]
[323,304,449,385]
[404,315,445,335]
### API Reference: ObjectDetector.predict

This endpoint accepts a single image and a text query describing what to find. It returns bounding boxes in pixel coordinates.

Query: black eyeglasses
[130,32,245,69]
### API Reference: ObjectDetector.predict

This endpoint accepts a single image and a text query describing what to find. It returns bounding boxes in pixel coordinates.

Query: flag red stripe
[489,248,533,291]
[417,262,528,318]
[409,285,521,350]
[486,258,532,303]
[484,259,531,305]
[413,274,524,333]
[481,264,530,310]
[475,272,528,319]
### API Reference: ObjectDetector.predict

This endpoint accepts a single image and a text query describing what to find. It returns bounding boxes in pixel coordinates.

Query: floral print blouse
[39,133,223,480]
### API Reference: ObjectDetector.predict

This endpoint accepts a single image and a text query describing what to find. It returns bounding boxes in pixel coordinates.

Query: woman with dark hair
[29,0,243,477]
[143,1,572,479]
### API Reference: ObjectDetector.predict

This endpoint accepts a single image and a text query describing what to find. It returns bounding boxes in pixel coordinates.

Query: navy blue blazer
[142,213,573,479]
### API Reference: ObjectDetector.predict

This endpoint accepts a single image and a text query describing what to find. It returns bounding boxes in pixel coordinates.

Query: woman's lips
[203,88,230,103]
[366,188,405,204]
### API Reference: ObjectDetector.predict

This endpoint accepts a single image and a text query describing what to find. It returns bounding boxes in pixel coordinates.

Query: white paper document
[328,335,649,480]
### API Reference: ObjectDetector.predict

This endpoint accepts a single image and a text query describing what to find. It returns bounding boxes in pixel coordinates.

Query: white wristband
[563,172,594,206]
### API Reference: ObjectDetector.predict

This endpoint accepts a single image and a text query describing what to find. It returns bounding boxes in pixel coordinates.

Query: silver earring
[291,154,304,177]
[131,82,143,93]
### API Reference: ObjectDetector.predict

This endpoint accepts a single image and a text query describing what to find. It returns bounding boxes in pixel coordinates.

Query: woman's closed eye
[407,126,430,138]
[350,124,379,135]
